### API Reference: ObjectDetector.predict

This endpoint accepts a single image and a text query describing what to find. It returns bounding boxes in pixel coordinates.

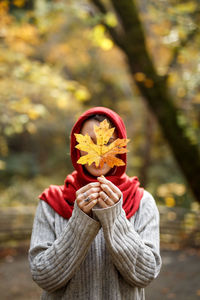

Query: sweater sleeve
[92,191,162,288]
[29,200,100,293]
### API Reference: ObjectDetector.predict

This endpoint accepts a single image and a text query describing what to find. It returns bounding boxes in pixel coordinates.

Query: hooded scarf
[39,107,144,219]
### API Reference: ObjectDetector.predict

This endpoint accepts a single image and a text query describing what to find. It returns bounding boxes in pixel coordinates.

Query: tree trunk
[139,111,154,188]
[91,0,200,202]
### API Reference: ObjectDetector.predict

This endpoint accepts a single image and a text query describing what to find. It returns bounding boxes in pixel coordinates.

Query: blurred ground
[0,247,41,299]
[146,249,200,300]
[0,247,200,300]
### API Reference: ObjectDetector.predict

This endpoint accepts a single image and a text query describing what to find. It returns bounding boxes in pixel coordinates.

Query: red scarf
[39,107,144,219]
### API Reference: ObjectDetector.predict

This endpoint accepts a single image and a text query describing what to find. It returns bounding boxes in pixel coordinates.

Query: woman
[29,107,162,299]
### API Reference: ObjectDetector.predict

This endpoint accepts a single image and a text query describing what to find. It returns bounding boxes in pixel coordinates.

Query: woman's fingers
[97,176,122,199]
[77,192,99,205]
[98,198,109,208]
[99,191,115,206]
[97,177,121,203]
[76,182,101,206]
[77,188,100,203]
[76,186,100,215]
[100,184,119,203]
[76,182,100,197]
[82,199,98,214]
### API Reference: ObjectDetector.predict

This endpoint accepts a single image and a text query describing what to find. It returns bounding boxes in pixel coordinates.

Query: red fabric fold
[39,107,144,219]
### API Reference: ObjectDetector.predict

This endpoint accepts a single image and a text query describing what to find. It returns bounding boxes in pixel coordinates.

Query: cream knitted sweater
[29,190,161,299]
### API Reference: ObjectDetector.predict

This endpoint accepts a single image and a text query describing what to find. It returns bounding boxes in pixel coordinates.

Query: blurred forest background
[1,1,200,299]
[0,0,200,214]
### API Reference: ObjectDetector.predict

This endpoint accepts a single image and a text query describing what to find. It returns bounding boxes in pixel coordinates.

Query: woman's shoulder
[130,189,159,226]
[138,189,159,214]
[35,199,56,219]
[142,189,155,201]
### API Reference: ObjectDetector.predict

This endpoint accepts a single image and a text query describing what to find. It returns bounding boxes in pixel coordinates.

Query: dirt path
[0,248,200,299]
[146,249,200,300]
[0,250,41,299]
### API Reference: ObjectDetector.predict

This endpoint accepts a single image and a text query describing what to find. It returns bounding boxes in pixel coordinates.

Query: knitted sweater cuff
[92,197,124,227]
[73,201,100,230]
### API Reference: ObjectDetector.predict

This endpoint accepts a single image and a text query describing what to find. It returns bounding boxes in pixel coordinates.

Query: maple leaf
[75,119,129,168]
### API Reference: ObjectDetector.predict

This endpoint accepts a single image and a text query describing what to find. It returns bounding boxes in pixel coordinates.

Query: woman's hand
[97,176,122,208]
[76,182,100,216]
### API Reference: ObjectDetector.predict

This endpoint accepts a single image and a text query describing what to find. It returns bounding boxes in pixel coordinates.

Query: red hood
[70,106,127,181]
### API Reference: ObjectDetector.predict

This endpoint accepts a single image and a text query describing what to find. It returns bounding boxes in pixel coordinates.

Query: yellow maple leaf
[75,119,129,168]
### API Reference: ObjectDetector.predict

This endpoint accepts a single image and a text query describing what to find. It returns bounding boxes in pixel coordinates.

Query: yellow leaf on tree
[75,119,129,169]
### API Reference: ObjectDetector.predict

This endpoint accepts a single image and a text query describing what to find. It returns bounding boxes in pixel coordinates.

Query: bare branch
[167,27,199,73]
[89,0,126,50]
[166,5,200,73]
[90,0,107,14]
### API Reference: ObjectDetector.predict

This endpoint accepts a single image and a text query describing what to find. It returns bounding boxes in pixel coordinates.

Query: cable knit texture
[29,190,161,299]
